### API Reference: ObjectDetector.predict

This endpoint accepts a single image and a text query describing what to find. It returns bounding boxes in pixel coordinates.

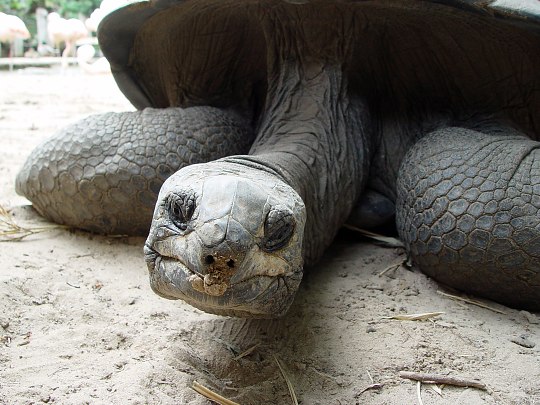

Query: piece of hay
[342,225,404,248]
[383,312,444,321]
[399,371,487,391]
[0,204,64,241]
[378,261,404,277]
[358,383,384,395]
[233,343,260,361]
[437,291,507,315]
[430,384,443,396]
[416,381,424,405]
[274,355,298,405]
[191,381,240,405]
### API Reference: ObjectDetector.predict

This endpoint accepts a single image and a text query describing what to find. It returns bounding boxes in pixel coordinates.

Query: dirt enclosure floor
[0,67,539,405]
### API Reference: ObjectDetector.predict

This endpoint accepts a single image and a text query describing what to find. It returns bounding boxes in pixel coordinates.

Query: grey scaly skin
[16,0,540,317]
[397,127,540,309]
[16,107,253,234]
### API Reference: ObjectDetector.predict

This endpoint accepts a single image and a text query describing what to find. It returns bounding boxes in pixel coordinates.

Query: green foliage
[0,0,100,42]
[0,0,101,18]
[56,0,101,18]
[0,0,30,14]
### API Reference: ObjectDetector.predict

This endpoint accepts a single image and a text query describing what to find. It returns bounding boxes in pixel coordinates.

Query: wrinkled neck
[250,60,372,264]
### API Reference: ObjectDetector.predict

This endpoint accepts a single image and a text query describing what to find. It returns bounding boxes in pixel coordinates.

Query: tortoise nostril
[204,255,235,268]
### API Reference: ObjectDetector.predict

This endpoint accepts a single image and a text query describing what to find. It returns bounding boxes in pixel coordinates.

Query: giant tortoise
[16,0,540,317]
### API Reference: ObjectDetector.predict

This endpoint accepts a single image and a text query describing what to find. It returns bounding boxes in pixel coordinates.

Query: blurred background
[0,0,137,209]
[0,0,142,71]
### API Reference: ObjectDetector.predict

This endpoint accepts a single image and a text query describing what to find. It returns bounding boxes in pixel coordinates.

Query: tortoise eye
[167,192,195,231]
[263,206,295,252]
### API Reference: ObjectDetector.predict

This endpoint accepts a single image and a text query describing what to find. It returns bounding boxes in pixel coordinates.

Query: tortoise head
[144,159,305,318]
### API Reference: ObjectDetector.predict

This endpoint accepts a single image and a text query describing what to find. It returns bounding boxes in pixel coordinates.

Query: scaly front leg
[16,107,253,234]
[397,126,540,310]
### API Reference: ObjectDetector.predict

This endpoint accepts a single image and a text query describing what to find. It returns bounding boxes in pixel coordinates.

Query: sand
[0,67,539,405]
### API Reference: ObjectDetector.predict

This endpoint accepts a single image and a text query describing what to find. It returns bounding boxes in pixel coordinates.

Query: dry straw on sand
[0,204,65,242]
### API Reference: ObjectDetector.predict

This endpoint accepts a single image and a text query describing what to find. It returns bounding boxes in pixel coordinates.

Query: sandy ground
[0,67,539,405]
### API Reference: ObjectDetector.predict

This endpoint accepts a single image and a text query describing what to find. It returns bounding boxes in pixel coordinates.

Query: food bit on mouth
[188,274,205,293]
[203,274,228,296]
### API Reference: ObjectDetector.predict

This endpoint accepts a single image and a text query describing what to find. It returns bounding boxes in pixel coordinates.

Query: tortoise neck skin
[247,61,372,265]
[240,5,372,264]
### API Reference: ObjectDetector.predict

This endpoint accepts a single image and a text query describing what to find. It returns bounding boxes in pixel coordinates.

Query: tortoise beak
[145,246,303,318]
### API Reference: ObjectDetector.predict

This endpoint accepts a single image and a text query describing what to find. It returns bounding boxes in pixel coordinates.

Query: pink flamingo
[0,12,30,70]
[47,12,88,69]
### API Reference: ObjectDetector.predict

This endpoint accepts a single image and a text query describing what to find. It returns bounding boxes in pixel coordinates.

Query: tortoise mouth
[145,247,302,318]
[143,161,307,318]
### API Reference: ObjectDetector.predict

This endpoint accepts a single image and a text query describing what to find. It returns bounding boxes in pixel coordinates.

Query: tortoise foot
[397,126,540,310]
